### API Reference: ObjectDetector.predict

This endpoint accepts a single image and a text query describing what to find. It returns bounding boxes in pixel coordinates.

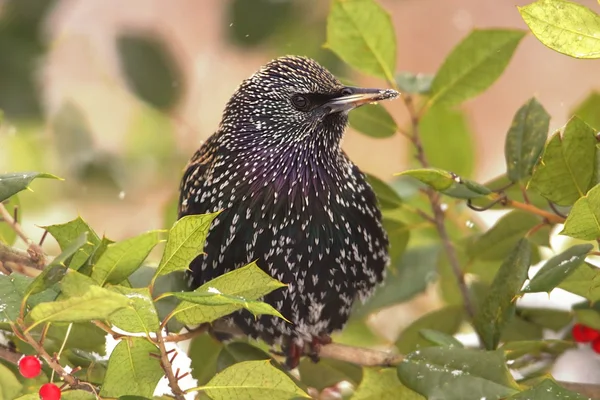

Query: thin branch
[0,204,45,267]
[0,342,21,364]
[164,325,208,343]
[502,197,565,224]
[401,94,477,321]
[0,241,43,272]
[155,331,186,400]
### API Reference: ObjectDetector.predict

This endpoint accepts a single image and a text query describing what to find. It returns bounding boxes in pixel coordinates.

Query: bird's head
[220,56,399,150]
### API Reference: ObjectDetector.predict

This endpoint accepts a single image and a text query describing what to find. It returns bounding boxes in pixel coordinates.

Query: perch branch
[0,204,45,267]
[155,330,186,400]
[0,342,21,364]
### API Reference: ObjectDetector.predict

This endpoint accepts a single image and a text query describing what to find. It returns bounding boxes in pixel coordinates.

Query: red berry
[39,383,61,400]
[593,337,600,354]
[18,355,41,378]
[572,323,600,343]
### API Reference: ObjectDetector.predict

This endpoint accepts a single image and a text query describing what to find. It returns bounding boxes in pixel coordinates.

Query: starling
[179,56,398,368]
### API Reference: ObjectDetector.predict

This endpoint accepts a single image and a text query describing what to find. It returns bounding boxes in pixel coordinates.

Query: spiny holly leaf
[419,329,464,348]
[559,262,600,302]
[0,171,60,203]
[467,210,541,261]
[518,0,600,59]
[397,347,519,400]
[100,338,163,398]
[25,232,89,296]
[508,379,588,399]
[61,269,98,298]
[194,360,310,399]
[396,306,464,353]
[505,97,550,183]
[396,168,490,199]
[28,285,129,328]
[474,239,531,350]
[326,0,396,81]
[365,173,403,210]
[170,261,287,325]
[529,116,597,206]
[44,217,102,270]
[108,287,160,334]
[349,103,397,138]
[395,72,433,95]
[428,29,526,108]
[92,230,163,285]
[153,212,219,279]
[561,184,600,240]
[354,368,423,400]
[522,244,593,293]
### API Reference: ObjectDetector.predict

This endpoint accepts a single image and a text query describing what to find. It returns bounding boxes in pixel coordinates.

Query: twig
[0,342,21,364]
[401,94,477,321]
[502,197,565,224]
[0,242,43,272]
[155,331,186,400]
[164,325,208,342]
[0,204,45,267]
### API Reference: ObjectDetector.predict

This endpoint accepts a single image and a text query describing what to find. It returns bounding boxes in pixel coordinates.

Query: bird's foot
[282,334,332,369]
[284,342,302,370]
[306,334,332,363]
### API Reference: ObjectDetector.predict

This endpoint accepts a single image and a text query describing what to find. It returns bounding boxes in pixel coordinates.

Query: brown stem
[0,204,45,267]
[502,197,565,224]
[402,94,476,321]
[164,325,208,342]
[155,331,186,400]
[0,342,21,364]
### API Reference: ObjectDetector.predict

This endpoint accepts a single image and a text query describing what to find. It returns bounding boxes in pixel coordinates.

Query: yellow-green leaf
[560,184,600,240]
[354,368,423,400]
[0,171,60,203]
[108,287,160,334]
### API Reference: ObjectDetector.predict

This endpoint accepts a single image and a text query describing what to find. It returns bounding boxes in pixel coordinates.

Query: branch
[0,342,21,364]
[0,242,43,274]
[401,94,476,320]
[155,330,186,400]
[0,204,45,268]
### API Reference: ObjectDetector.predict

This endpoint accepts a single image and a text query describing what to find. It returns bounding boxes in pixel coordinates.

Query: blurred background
[1,0,599,372]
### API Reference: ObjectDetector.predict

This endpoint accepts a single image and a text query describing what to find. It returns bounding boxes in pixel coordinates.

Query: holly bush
[1,0,600,399]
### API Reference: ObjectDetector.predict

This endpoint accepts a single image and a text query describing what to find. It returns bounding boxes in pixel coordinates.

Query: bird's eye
[291,94,310,111]
[341,88,353,96]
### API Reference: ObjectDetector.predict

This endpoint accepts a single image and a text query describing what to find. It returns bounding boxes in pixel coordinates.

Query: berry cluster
[572,323,600,353]
[18,356,61,400]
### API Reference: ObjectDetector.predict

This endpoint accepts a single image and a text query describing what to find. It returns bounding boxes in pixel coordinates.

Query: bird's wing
[178,133,220,218]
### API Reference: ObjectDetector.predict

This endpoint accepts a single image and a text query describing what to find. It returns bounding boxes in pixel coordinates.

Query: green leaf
[26,232,89,296]
[100,338,163,398]
[428,29,526,108]
[326,0,396,81]
[561,184,600,240]
[395,72,433,95]
[354,246,439,318]
[171,261,286,325]
[217,342,276,373]
[505,98,551,182]
[518,0,600,59]
[529,116,597,206]
[189,333,223,385]
[153,212,219,279]
[196,360,309,399]
[44,217,102,270]
[349,103,397,138]
[0,171,60,203]
[418,106,475,178]
[0,195,19,245]
[518,308,573,331]
[365,174,403,210]
[397,347,519,400]
[0,275,26,322]
[61,270,98,298]
[474,239,532,350]
[298,358,362,390]
[29,285,129,327]
[467,210,541,261]
[396,306,464,353]
[108,287,160,334]
[0,362,23,400]
[396,168,491,199]
[470,174,549,211]
[559,262,600,302]
[573,91,600,131]
[522,244,593,293]
[354,368,423,400]
[382,218,410,267]
[508,379,588,399]
[92,230,163,285]
[419,329,464,348]
[501,340,574,360]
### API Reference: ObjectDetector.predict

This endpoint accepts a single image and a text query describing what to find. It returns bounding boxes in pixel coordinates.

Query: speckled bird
[178,56,398,368]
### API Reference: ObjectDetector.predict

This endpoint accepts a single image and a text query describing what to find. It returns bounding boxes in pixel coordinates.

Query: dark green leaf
[560,184,600,240]
[522,244,593,293]
[365,173,403,210]
[396,168,490,199]
[529,116,597,206]
[117,33,182,110]
[501,340,574,361]
[395,72,433,95]
[518,307,573,331]
[419,329,464,348]
[474,239,531,350]
[326,0,396,81]
[382,218,410,267]
[518,0,600,59]
[100,338,163,398]
[505,98,550,182]
[418,106,475,178]
[508,379,588,399]
[217,342,274,373]
[354,368,423,400]
[108,287,160,334]
[428,29,526,108]
[396,306,464,353]
[397,347,519,400]
[298,358,362,391]
[44,217,101,270]
[0,171,60,203]
[349,103,397,138]
[189,333,223,385]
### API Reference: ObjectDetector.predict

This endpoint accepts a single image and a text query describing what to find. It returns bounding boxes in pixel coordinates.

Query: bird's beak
[324,87,400,114]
